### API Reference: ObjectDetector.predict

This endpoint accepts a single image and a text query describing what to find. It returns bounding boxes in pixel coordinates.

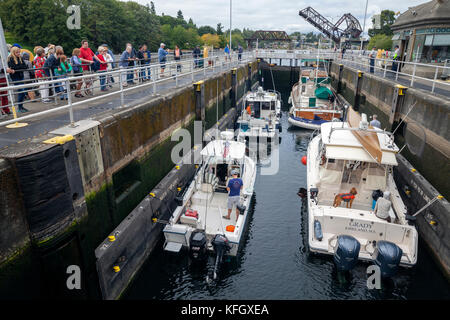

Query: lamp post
[229,0,232,52]
[360,0,369,53]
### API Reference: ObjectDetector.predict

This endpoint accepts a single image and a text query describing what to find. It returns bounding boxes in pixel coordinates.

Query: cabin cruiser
[237,87,282,143]
[163,131,256,277]
[288,68,344,130]
[305,109,418,277]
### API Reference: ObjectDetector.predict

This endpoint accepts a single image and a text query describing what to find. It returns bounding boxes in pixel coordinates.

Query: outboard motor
[297,187,307,199]
[211,234,231,280]
[373,241,403,278]
[189,231,207,260]
[333,235,361,271]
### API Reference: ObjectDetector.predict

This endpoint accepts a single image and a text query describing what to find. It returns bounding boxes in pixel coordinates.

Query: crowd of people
[0,40,246,116]
[0,40,156,116]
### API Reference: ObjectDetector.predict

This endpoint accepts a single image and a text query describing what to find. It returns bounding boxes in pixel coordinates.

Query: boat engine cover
[373,241,403,278]
[333,235,361,271]
[189,231,207,260]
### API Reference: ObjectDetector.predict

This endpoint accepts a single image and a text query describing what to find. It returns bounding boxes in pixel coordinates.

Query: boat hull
[288,115,322,130]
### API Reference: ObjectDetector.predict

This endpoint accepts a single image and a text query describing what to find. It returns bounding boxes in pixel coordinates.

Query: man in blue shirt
[224,169,243,222]
[158,43,169,78]
[370,114,381,129]
[224,44,230,61]
[119,46,134,86]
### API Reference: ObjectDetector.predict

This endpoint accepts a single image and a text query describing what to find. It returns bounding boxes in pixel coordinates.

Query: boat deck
[190,191,239,236]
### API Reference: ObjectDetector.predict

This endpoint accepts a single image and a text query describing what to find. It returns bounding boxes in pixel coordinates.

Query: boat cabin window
[261,101,272,111]
[216,163,228,186]
[248,101,261,118]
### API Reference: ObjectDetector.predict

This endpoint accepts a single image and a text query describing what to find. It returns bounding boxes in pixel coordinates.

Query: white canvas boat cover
[325,145,398,165]
[201,140,246,160]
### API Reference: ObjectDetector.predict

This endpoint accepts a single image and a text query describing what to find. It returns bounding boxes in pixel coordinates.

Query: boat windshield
[261,101,272,110]
[248,102,261,118]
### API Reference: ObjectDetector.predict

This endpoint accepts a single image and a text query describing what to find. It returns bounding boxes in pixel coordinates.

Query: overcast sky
[133,0,426,35]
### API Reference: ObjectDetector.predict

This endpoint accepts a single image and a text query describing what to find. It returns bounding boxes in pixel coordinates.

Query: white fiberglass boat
[163,132,256,276]
[305,109,418,277]
[237,87,282,143]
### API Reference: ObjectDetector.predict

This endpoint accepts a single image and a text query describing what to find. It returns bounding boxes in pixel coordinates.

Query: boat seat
[180,214,200,227]
[203,172,219,193]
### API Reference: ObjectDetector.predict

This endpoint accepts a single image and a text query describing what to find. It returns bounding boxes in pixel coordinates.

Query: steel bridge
[298,7,362,44]
[245,30,291,48]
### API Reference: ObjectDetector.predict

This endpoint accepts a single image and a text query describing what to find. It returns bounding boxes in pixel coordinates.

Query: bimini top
[245,87,279,102]
[321,122,399,166]
[201,140,246,160]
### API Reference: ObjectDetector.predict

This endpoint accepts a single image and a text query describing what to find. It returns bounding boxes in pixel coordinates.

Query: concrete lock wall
[0,62,258,299]
[395,154,450,280]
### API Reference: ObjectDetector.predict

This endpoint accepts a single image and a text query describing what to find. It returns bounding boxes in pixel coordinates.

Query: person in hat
[224,169,244,222]
[374,191,392,222]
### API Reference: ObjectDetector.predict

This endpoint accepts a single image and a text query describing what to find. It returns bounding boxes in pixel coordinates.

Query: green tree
[177,10,184,21]
[198,26,216,36]
[216,23,223,35]
[368,10,396,37]
[367,34,393,50]
[150,1,156,14]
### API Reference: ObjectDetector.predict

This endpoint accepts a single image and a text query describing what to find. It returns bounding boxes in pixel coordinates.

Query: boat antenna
[315,38,320,86]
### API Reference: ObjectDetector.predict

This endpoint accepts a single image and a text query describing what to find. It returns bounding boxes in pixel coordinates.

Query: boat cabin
[243,87,279,120]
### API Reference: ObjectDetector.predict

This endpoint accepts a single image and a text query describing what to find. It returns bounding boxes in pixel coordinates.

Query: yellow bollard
[6,105,28,128]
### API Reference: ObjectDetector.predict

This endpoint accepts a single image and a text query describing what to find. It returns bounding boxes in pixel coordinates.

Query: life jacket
[338,193,355,202]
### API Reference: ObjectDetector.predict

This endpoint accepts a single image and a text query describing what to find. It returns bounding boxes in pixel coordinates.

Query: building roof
[391,0,450,30]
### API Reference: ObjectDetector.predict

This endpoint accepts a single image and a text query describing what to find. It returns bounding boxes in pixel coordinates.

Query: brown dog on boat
[333,188,358,208]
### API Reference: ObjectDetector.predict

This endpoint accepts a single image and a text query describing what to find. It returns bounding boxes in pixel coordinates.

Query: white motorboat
[288,65,344,130]
[163,131,256,276]
[237,87,282,143]
[305,109,418,277]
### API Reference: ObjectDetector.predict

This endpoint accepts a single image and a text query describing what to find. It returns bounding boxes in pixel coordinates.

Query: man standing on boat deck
[370,114,381,128]
[224,170,243,222]
[374,191,392,222]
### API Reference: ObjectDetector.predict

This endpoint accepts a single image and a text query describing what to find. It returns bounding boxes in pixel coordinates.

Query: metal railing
[0,51,254,127]
[255,49,450,94]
